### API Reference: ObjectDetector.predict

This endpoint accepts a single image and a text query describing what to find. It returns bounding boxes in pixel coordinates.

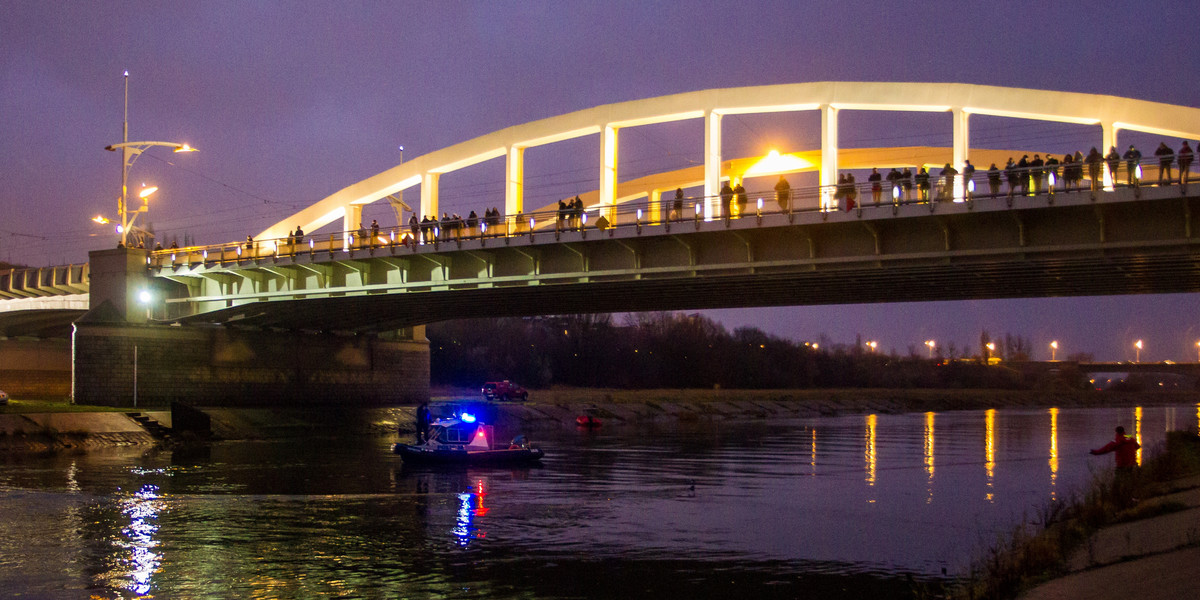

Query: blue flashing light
[460,412,477,423]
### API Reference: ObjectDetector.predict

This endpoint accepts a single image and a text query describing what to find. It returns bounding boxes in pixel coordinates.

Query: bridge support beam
[599,125,619,223]
[343,204,363,242]
[506,145,525,216]
[421,172,440,220]
[953,108,970,200]
[704,110,722,220]
[1102,122,1120,188]
[820,104,838,211]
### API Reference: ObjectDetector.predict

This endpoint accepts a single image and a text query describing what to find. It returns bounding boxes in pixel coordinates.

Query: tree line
[428,312,1079,390]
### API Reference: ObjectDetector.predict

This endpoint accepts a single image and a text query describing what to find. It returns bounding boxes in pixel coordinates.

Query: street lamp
[105,71,195,248]
[866,340,878,352]
[1195,341,1199,363]
[1134,339,1143,362]
[985,342,996,363]
[925,340,935,358]
[1050,340,1058,361]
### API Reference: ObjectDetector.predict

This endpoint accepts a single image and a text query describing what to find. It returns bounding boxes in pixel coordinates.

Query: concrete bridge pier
[72,248,429,407]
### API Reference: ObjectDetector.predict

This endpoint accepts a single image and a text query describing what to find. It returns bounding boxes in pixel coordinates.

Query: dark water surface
[1,403,1197,599]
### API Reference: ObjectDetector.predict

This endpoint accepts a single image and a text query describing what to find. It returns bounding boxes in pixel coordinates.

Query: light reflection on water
[0,403,1196,599]
[1049,408,1059,500]
[120,485,162,596]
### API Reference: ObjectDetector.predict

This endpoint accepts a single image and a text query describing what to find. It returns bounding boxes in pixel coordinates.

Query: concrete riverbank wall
[0,338,71,398]
[71,322,429,407]
[2,388,1196,454]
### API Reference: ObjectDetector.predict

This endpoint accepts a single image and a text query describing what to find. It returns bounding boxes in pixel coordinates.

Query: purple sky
[2,1,1198,361]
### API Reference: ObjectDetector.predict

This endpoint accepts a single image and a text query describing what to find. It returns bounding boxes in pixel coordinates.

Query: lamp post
[1134,339,1143,362]
[1195,340,1199,363]
[105,71,195,248]
[1050,340,1058,361]
[925,340,935,358]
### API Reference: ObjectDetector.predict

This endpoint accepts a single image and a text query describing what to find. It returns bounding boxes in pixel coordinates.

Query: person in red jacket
[1091,425,1140,467]
[1091,425,1141,506]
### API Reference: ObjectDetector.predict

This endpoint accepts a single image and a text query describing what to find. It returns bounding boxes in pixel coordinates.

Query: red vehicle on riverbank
[481,380,528,401]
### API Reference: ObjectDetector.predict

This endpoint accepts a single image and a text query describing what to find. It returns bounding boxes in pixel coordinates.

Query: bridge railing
[0,264,89,299]
[147,152,1192,269]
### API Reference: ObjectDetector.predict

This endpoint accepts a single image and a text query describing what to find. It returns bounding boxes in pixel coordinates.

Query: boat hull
[392,443,544,465]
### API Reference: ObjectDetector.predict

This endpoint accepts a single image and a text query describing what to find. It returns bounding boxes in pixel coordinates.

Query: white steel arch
[259,82,1200,239]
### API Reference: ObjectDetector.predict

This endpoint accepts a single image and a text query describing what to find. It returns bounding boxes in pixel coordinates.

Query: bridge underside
[0,310,87,338]
[168,248,1198,332]
[164,189,1200,333]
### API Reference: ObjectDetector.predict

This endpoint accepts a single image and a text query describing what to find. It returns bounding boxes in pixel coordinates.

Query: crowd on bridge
[831,140,1196,211]
[149,137,1198,263]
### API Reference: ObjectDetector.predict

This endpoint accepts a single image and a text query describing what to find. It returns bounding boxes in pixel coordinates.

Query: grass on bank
[951,431,1200,600]
[0,398,128,414]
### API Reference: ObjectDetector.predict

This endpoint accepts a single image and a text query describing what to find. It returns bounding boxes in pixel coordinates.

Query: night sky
[2,1,1197,361]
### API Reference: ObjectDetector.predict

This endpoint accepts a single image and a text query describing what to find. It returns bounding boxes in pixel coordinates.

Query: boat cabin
[427,416,495,451]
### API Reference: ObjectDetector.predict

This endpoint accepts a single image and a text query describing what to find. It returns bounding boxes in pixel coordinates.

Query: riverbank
[0,388,1196,454]
[954,431,1200,600]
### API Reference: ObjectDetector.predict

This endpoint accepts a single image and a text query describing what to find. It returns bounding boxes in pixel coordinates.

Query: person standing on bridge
[1105,146,1121,186]
[868,168,882,204]
[720,181,734,219]
[1154,142,1174,185]
[1061,153,1077,192]
[1090,425,1141,507]
[733,179,747,217]
[1045,155,1059,190]
[294,226,304,246]
[939,163,958,201]
[1017,155,1030,195]
[1123,145,1142,187]
[987,163,1001,197]
[915,167,930,202]
[409,214,419,245]
[886,168,901,203]
[773,177,790,213]
[1029,154,1044,195]
[961,160,975,197]
[673,187,685,221]
[901,167,913,202]
[1179,141,1193,185]
[1086,148,1103,191]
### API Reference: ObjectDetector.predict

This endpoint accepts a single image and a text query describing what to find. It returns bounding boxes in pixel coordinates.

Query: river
[1,402,1197,599]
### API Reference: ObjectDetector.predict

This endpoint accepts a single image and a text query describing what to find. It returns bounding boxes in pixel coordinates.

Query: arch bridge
[5,82,1200,334]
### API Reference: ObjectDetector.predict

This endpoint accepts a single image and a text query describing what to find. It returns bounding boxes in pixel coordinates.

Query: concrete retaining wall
[72,323,429,407]
[0,338,71,398]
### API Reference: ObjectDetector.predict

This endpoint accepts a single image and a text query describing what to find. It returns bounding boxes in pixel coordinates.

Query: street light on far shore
[925,340,935,358]
[1134,339,1143,362]
[1050,340,1058,361]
